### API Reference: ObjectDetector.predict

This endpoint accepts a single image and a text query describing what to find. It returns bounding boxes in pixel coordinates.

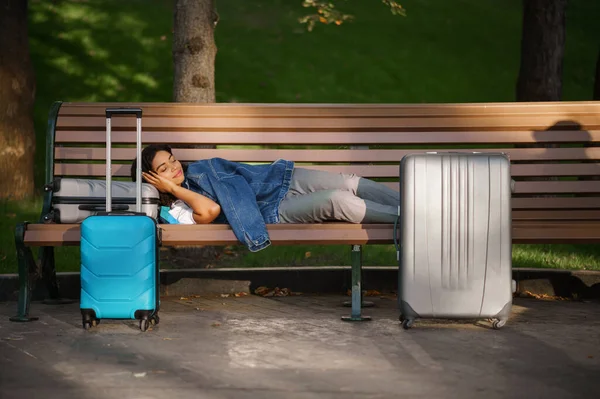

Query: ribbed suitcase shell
[398,152,512,328]
[80,215,159,319]
[49,178,160,223]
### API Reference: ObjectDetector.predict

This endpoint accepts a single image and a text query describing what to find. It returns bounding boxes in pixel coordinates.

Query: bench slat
[58,102,600,117]
[54,147,600,162]
[378,181,600,194]
[54,129,600,145]
[511,197,600,209]
[22,221,600,247]
[56,115,600,131]
[512,210,600,220]
[52,162,600,179]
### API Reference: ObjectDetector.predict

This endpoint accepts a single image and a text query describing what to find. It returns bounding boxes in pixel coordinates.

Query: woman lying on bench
[131,144,399,252]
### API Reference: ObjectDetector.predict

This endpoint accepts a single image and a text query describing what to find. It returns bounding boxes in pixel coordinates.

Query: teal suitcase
[80,108,160,332]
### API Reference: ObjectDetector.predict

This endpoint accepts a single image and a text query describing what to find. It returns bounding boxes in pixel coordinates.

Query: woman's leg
[278,189,398,224]
[289,167,399,206]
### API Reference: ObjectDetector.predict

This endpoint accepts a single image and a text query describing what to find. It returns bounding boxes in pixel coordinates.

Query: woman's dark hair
[130,144,187,207]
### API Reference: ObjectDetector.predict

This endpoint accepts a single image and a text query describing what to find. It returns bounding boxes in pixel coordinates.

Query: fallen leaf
[179,297,189,301]
[160,35,166,41]
[254,286,300,297]
[211,322,221,327]
[220,294,230,298]
[254,286,270,296]
[3,336,23,341]
[234,292,248,297]
[518,291,570,301]
[304,251,311,258]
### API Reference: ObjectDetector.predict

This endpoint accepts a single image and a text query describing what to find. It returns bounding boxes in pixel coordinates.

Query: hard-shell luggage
[80,108,160,332]
[43,177,160,224]
[396,152,513,330]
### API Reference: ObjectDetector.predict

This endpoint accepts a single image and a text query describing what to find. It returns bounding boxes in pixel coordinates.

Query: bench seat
[22,220,600,247]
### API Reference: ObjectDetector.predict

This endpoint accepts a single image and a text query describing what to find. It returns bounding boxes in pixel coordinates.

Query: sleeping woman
[131,144,399,251]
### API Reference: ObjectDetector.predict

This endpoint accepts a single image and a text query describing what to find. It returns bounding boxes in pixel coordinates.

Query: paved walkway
[1,295,599,399]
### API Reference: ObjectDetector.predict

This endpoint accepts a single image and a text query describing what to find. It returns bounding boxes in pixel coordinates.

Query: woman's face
[151,150,185,185]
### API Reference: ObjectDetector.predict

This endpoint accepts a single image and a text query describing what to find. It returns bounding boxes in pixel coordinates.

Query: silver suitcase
[397,152,513,330]
[43,177,160,223]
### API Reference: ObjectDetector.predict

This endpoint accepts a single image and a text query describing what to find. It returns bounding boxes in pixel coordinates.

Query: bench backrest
[48,101,600,221]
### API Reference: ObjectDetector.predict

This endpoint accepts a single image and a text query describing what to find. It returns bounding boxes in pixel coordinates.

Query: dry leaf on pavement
[254,286,300,297]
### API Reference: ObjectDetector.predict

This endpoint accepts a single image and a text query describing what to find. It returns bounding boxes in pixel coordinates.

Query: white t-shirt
[168,200,196,224]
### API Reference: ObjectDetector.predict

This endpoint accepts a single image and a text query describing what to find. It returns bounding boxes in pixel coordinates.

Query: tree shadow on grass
[29,0,175,188]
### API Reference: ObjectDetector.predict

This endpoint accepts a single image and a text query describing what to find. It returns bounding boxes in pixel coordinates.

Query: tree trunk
[0,0,36,200]
[591,49,600,181]
[516,0,567,102]
[594,49,600,100]
[172,0,218,103]
[171,0,220,265]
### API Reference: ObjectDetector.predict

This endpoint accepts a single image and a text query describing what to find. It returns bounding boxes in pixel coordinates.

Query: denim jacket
[182,158,294,252]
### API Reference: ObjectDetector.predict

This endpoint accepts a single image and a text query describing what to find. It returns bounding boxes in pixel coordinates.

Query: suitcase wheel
[401,319,414,330]
[399,314,414,330]
[139,314,159,332]
[83,319,100,330]
[150,314,160,326]
[81,309,99,330]
[492,319,506,330]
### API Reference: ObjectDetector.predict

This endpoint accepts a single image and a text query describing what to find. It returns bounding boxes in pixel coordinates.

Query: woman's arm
[142,171,221,224]
[170,184,221,224]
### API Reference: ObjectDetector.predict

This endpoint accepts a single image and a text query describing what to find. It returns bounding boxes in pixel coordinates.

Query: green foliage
[299,0,406,31]
[1,0,598,274]
[201,243,600,270]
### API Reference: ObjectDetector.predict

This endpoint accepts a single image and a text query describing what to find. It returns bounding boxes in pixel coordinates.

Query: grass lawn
[1,0,599,274]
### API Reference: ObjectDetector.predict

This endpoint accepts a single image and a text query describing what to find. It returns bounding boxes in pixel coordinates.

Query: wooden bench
[11,101,600,322]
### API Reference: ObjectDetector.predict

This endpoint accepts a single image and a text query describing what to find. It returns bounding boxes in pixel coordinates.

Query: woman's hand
[142,171,178,194]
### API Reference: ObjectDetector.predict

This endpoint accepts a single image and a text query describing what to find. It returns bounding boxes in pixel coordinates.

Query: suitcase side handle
[95,211,148,217]
[78,204,129,212]
[105,108,142,118]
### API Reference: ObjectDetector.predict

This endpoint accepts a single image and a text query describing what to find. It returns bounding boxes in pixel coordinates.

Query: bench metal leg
[10,223,39,322]
[40,246,75,305]
[342,244,371,322]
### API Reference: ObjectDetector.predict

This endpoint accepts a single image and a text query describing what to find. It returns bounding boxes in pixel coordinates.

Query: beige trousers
[278,168,399,224]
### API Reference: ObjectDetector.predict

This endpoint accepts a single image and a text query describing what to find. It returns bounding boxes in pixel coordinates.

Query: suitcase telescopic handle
[106,108,142,118]
[105,107,143,213]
